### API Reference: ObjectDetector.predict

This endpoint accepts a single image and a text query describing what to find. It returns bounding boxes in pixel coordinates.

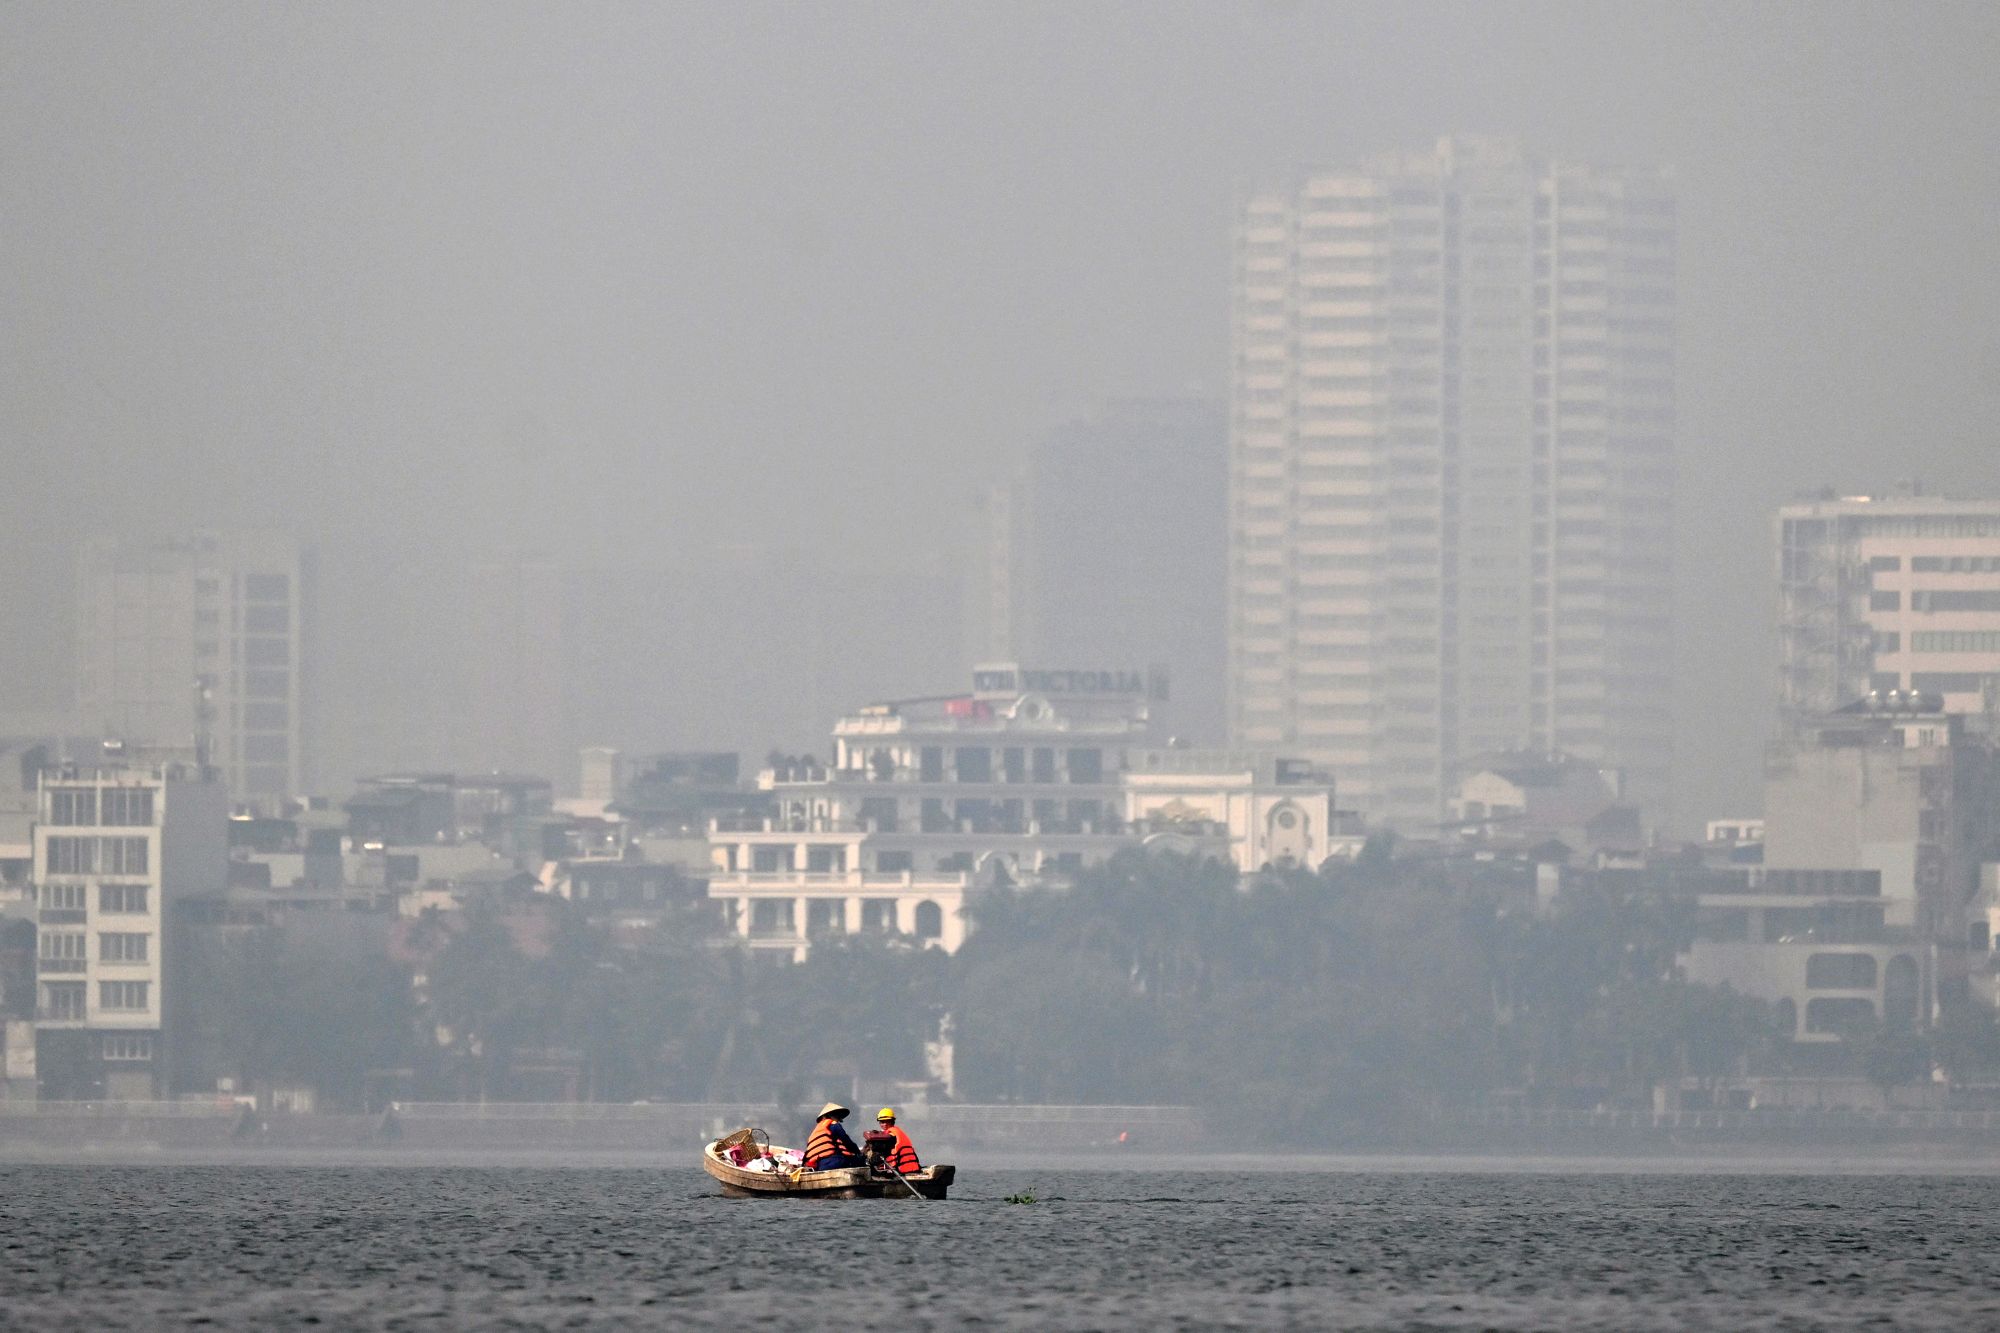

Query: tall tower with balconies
[1228,137,1676,830]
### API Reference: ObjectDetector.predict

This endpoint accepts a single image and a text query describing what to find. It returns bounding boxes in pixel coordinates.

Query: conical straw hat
[816,1101,850,1120]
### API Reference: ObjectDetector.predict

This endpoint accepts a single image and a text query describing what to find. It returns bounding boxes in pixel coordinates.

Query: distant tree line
[174,847,2000,1141]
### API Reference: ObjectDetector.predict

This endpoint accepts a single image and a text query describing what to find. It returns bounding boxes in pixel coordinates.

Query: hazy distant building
[968,399,1229,743]
[1777,494,2000,732]
[562,546,962,769]
[75,531,311,807]
[1227,136,1675,830]
[462,555,565,782]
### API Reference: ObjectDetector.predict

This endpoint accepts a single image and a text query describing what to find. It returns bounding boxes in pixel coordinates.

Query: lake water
[2,1157,1997,1328]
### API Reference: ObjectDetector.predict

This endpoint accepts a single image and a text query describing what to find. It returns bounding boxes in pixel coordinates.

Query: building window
[244,573,290,601]
[40,982,85,1021]
[1911,672,2000,695]
[1868,555,1901,572]
[918,747,944,783]
[750,846,793,873]
[243,735,289,763]
[805,899,845,938]
[954,747,992,783]
[913,900,943,940]
[100,884,149,913]
[748,899,795,937]
[100,789,154,826]
[99,981,150,1012]
[244,604,289,632]
[39,931,86,965]
[42,882,86,911]
[1031,748,1057,783]
[103,1035,154,1062]
[1805,953,1876,989]
[46,836,96,875]
[860,899,897,933]
[245,671,289,699]
[1067,748,1104,784]
[243,701,289,730]
[1868,591,1901,612]
[1002,748,1025,783]
[1804,996,1874,1034]
[48,789,97,826]
[875,851,913,874]
[1912,589,2000,613]
[100,933,149,963]
[101,837,149,876]
[243,637,290,668]
[1912,631,2000,653]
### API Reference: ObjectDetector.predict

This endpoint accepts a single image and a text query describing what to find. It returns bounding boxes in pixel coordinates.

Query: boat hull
[702,1141,953,1199]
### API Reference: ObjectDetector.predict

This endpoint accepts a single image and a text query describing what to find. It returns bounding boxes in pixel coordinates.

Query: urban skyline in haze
[5,3,2000,831]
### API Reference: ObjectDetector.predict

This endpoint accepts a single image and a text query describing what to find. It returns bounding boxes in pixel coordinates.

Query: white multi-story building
[32,747,226,1099]
[1777,494,2000,731]
[708,666,1336,960]
[1228,135,1676,831]
[76,530,311,807]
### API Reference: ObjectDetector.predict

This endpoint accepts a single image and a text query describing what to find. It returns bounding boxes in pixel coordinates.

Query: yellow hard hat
[876,1107,896,1121]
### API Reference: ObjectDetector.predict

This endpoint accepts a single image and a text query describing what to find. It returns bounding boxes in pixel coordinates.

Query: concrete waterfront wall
[0,1100,1202,1155]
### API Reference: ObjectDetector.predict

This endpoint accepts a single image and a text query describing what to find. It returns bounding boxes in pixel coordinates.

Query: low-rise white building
[32,746,226,1099]
[708,666,1337,959]
[1122,749,1335,872]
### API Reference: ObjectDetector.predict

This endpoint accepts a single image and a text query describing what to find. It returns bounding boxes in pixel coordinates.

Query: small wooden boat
[702,1130,954,1199]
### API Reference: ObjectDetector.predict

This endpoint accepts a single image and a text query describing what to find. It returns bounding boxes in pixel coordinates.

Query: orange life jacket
[883,1123,921,1174]
[804,1118,856,1168]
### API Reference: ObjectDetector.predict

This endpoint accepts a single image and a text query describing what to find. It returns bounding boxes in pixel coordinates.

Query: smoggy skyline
[5,2,1999,828]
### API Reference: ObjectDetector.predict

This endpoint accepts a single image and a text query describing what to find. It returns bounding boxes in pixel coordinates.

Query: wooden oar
[889,1165,927,1200]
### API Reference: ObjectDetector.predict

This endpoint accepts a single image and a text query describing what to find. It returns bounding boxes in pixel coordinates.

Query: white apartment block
[1777,495,2000,729]
[32,749,227,1099]
[708,666,1336,960]
[76,530,311,807]
[1228,136,1675,831]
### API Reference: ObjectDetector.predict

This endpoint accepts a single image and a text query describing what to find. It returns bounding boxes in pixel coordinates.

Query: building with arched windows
[705,666,1337,959]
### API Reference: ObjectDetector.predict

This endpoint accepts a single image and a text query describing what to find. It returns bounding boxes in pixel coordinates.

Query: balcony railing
[709,870,970,891]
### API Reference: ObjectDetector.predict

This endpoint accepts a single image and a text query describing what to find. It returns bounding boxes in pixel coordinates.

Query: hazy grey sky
[5,1,1998,824]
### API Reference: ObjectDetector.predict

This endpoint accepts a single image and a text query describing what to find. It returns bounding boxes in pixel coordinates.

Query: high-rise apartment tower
[75,531,311,807]
[1228,137,1675,829]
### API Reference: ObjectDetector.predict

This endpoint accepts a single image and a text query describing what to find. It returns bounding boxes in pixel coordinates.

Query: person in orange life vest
[873,1107,921,1174]
[803,1101,863,1170]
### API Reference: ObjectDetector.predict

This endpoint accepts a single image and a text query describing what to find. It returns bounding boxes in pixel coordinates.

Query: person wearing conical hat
[802,1101,863,1170]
